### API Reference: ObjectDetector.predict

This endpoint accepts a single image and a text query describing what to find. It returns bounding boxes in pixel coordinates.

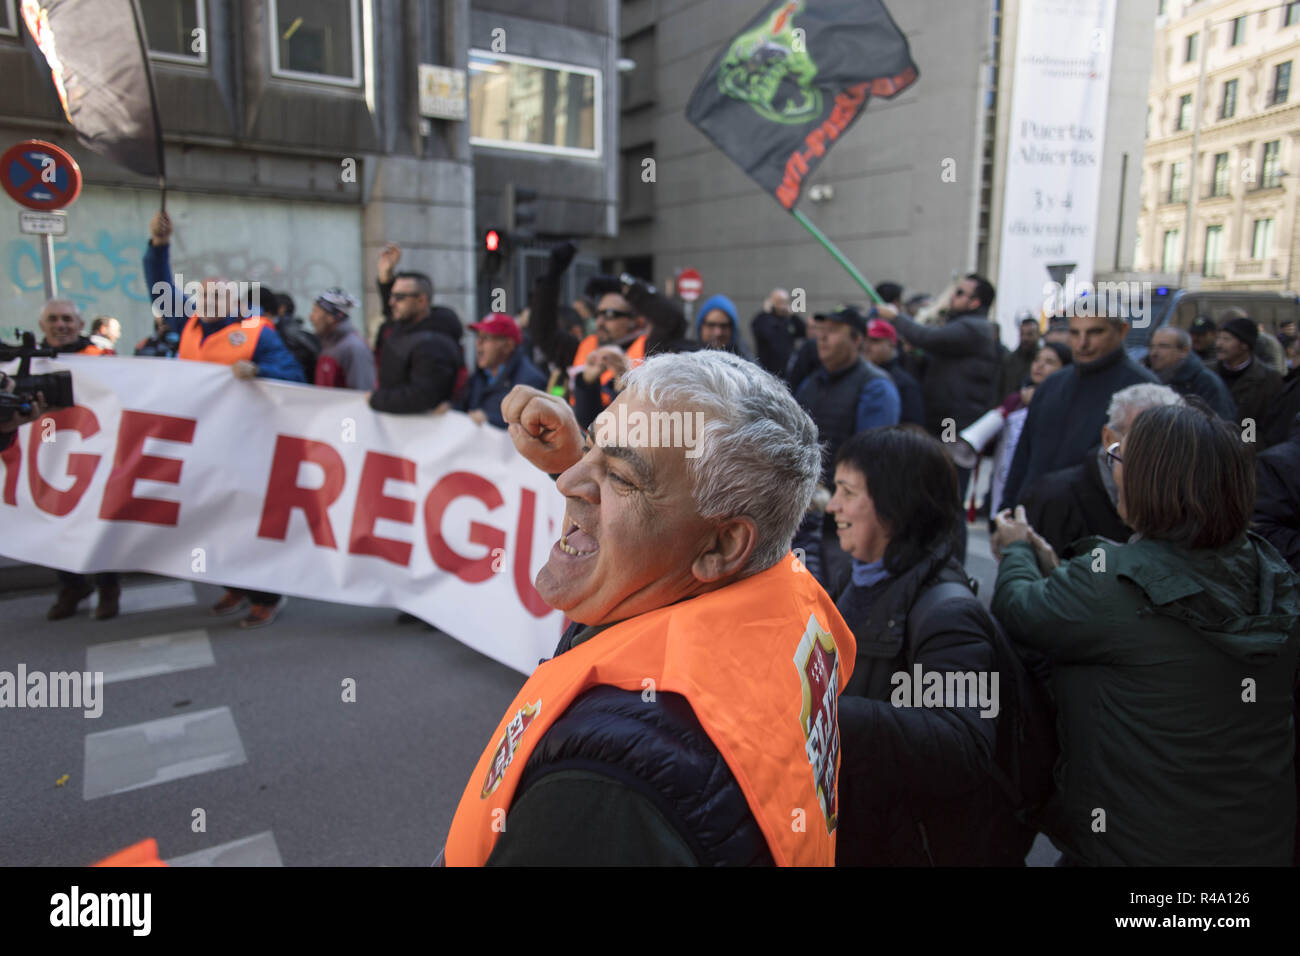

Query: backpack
[905,576,1060,853]
[276,317,321,382]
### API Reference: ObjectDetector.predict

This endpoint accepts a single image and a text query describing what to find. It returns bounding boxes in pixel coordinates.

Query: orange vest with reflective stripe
[443,553,855,866]
[178,316,269,365]
[75,343,113,356]
[569,332,647,407]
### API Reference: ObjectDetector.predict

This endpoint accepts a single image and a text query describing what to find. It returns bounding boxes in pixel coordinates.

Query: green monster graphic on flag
[718,1,821,125]
[688,0,918,211]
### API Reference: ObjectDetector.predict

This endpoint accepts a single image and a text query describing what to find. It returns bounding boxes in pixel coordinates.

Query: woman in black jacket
[828,426,1025,865]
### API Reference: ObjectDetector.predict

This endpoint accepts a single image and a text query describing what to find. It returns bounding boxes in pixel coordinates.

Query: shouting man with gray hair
[1020,383,1185,559]
[441,350,856,866]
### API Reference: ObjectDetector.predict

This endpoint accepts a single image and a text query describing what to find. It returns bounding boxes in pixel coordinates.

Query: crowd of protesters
[5,218,1300,867]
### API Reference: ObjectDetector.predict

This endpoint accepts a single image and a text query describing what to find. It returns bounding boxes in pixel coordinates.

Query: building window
[1185,32,1198,63]
[269,0,361,87]
[1251,219,1276,260]
[1271,61,1292,104]
[1176,93,1193,130]
[469,50,601,158]
[1220,78,1237,118]
[1229,16,1245,46]
[1157,0,1167,16]
[1162,229,1180,273]
[1287,2,1300,28]
[1210,152,1229,196]
[1262,140,1282,188]
[1169,161,1188,202]
[138,0,206,63]
[1202,225,1223,277]
[0,0,15,37]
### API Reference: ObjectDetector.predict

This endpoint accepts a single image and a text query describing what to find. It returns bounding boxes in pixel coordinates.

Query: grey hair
[1106,382,1184,433]
[620,350,820,575]
[41,297,81,319]
[1153,326,1191,350]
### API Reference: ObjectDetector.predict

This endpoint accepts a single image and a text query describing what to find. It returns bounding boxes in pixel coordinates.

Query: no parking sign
[1,139,83,211]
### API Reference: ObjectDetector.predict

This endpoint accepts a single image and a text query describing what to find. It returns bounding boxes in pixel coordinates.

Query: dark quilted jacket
[487,623,773,866]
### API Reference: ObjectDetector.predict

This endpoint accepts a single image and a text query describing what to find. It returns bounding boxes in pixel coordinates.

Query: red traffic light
[485,229,500,252]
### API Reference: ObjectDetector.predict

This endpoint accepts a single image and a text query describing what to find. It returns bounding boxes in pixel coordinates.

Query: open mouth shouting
[557,512,599,557]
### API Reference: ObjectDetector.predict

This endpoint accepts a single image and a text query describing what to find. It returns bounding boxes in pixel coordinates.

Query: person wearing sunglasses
[991,402,1299,866]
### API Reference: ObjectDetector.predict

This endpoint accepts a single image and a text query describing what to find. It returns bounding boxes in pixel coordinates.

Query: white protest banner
[1,356,568,675]
[995,0,1117,344]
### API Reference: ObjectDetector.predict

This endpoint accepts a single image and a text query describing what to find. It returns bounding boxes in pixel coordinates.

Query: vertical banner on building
[995,0,1116,344]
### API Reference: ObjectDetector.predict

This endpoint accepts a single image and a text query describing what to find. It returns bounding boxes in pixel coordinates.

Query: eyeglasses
[596,308,635,320]
[389,291,421,301]
[1105,441,1123,467]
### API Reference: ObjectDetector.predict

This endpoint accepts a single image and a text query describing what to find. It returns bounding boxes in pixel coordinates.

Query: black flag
[22,0,165,179]
[686,0,917,210]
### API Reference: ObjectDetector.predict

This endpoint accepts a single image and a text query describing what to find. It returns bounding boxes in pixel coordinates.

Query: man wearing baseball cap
[864,317,924,425]
[456,313,547,428]
[309,287,375,390]
[1213,310,1283,432]
[793,305,900,590]
[1190,316,1218,363]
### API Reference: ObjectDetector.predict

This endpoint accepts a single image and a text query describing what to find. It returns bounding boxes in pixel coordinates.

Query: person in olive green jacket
[990,403,1299,866]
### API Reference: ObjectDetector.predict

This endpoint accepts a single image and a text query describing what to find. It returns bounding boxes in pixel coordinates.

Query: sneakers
[238,596,287,629]
[93,585,121,620]
[47,583,95,621]
[211,590,249,616]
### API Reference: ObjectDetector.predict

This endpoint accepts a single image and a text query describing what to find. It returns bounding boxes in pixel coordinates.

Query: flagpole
[790,207,884,306]
[127,0,167,212]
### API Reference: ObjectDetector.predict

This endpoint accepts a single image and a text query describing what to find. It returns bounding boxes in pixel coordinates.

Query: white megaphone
[950,409,1005,470]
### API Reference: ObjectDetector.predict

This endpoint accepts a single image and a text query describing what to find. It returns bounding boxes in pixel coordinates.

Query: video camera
[0,331,74,423]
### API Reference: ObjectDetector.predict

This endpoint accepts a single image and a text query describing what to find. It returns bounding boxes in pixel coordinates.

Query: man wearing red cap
[456,313,547,427]
[864,317,924,426]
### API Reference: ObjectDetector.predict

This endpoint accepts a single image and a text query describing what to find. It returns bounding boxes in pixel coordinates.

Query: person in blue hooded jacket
[695,294,752,360]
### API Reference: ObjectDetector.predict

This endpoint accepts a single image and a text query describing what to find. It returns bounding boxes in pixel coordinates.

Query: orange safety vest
[569,332,647,407]
[444,554,855,866]
[75,343,113,356]
[177,315,270,365]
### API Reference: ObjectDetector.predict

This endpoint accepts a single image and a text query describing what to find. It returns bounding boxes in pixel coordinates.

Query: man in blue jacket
[1002,311,1157,509]
[143,212,305,384]
[142,211,304,629]
[794,305,900,591]
[456,313,546,428]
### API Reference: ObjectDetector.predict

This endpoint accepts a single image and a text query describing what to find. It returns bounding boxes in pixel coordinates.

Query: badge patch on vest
[480,699,541,798]
[228,330,247,346]
[794,615,840,833]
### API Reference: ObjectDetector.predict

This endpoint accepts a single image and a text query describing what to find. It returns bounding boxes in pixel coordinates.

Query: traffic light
[504,184,539,239]
[484,228,504,275]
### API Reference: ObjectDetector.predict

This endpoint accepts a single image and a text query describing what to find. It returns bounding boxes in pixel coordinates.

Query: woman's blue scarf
[851,558,891,589]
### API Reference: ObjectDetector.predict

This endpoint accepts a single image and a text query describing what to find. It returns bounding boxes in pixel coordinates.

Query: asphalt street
[0,524,1055,867]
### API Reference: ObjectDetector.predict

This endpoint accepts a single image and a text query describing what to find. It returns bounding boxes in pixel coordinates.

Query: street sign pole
[40,232,56,298]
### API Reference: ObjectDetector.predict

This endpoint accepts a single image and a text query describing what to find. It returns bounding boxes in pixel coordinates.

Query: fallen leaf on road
[55,774,69,787]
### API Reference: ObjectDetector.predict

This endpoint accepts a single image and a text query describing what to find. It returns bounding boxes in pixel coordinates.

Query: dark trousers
[57,570,119,590]
[228,588,280,607]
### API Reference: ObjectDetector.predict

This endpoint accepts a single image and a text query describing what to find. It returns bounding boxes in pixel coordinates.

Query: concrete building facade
[0,0,619,351]
[1135,0,1300,290]
[597,0,1154,343]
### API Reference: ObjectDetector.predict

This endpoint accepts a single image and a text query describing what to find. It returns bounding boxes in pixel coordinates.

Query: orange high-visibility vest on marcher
[569,332,647,407]
[444,553,855,866]
[75,343,113,356]
[177,315,270,365]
